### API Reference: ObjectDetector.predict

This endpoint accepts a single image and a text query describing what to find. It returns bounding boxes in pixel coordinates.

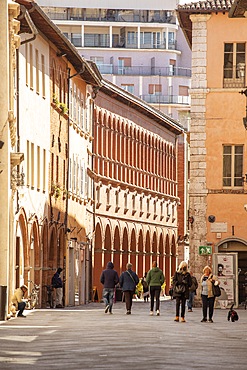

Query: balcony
[97,64,191,77]
[44,9,176,25]
[140,95,190,105]
[223,64,245,88]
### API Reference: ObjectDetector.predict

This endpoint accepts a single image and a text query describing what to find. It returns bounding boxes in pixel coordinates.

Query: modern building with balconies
[37,0,191,127]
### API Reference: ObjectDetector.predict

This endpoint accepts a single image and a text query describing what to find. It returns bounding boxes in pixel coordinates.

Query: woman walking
[119,263,139,315]
[172,261,192,322]
[146,261,165,316]
[200,265,219,323]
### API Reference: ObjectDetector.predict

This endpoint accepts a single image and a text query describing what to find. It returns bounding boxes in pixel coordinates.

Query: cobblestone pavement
[0,298,246,370]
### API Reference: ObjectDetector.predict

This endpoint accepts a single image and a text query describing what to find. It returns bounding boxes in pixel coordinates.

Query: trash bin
[0,286,7,321]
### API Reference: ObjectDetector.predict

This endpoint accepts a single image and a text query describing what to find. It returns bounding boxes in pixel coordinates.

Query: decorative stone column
[188,14,211,288]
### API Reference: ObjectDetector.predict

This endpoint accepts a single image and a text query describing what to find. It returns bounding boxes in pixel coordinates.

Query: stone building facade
[92,80,184,299]
[177,0,247,306]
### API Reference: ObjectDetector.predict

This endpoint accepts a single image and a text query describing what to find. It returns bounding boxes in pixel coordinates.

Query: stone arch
[122,227,128,271]
[93,221,103,299]
[103,223,112,268]
[145,229,151,272]
[41,219,49,307]
[48,224,58,271]
[171,234,176,275]
[16,208,29,287]
[137,229,144,277]
[31,219,41,288]
[158,233,164,273]
[130,228,137,270]
[151,231,157,264]
[113,225,120,273]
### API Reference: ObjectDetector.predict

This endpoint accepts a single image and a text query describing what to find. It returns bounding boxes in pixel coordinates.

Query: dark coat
[52,272,63,288]
[189,276,198,293]
[119,269,139,292]
[172,271,192,299]
[100,262,119,289]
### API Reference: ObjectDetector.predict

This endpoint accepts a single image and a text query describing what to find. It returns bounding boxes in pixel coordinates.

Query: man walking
[146,261,165,316]
[119,263,139,315]
[100,261,119,314]
[52,267,64,308]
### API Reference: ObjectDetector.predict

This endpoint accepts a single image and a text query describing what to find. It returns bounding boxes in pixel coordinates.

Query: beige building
[177,0,247,306]
[0,0,21,320]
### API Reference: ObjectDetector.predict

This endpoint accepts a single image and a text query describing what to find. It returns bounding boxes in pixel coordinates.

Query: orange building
[177,0,247,306]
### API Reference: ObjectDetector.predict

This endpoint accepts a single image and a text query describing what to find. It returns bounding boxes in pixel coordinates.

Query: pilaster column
[189,14,211,282]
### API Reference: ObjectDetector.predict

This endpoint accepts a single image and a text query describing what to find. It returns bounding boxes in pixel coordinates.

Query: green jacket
[146,267,165,287]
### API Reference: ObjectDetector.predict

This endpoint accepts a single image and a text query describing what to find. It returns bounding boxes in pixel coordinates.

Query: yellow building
[177,0,247,306]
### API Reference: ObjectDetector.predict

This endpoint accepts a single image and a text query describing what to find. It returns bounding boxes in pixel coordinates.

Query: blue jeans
[103,288,114,312]
[187,292,195,310]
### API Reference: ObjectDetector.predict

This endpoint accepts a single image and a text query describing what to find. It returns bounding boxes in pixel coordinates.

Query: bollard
[0,286,7,321]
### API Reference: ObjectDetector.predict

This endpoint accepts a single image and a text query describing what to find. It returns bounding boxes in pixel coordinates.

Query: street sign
[199,246,212,255]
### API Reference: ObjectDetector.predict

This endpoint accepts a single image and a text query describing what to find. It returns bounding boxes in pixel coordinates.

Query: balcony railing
[223,65,245,88]
[97,64,191,77]
[45,10,176,25]
[140,95,190,105]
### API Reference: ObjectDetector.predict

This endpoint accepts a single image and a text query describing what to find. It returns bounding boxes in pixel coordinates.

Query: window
[41,54,45,98]
[224,43,245,88]
[30,44,33,89]
[118,57,131,74]
[223,145,243,187]
[148,84,162,95]
[35,49,39,94]
[121,84,134,94]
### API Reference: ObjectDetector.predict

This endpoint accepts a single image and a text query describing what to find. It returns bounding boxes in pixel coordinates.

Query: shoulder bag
[212,283,221,297]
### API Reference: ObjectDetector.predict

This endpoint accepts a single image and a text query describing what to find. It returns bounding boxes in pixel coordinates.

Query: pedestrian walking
[146,261,165,316]
[119,263,139,315]
[51,267,64,308]
[187,271,198,312]
[11,284,28,317]
[172,261,192,322]
[200,265,219,323]
[100,261,119,314]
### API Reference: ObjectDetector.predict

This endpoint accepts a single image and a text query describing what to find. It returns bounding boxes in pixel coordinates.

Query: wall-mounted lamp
[240,89,247,129]
[11,168,25,190]
[242,173,247,183]
[188,216,194,224]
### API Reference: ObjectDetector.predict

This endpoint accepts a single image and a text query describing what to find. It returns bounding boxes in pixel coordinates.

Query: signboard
[210,222,227,233]
[199,246,212,255]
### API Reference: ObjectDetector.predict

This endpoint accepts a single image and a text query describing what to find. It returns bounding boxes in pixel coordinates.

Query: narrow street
[0,299,246,370]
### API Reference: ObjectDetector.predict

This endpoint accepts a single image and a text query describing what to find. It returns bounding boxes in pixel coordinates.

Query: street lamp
[240,88,247,129]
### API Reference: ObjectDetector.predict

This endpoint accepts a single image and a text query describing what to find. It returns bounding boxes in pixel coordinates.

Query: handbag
[174,284,185,294]
[212,283,221,297]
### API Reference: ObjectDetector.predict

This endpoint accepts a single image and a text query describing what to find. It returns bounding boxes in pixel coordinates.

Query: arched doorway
[93,222,103,300]
[137,230,144,278]
[104,224,112,268]
[145,231,151,272]
[217,238,247,306]
[113,226,120,273]
[122,228,128,272]
[130,229,136,270]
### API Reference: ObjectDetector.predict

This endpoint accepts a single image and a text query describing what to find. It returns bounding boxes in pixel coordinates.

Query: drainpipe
[19,5,38,45]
